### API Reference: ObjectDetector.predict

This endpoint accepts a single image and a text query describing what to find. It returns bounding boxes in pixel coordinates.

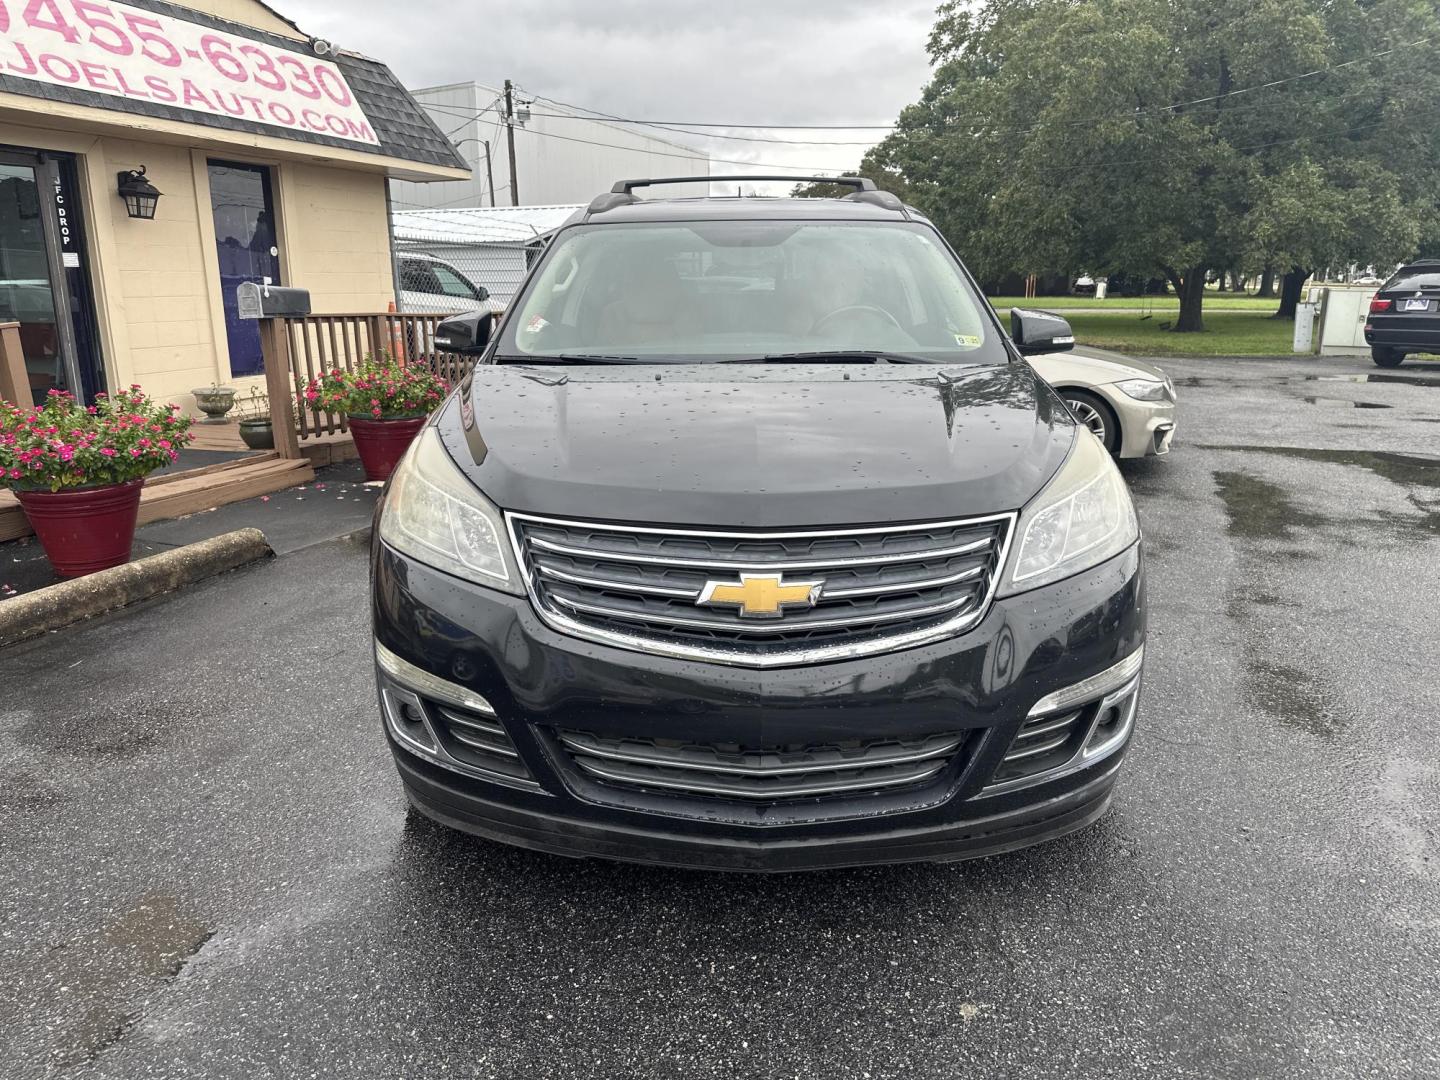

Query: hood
[444,362,1075,528]
[1033,346,1169,384]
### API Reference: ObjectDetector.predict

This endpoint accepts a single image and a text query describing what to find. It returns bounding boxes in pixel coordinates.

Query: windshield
[496,219,1004,364]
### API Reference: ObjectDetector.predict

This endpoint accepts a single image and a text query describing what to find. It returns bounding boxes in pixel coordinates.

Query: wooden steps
[0,453,315,542]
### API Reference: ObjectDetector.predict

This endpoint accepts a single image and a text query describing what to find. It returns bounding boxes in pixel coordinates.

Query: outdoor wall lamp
[116,167,162,220]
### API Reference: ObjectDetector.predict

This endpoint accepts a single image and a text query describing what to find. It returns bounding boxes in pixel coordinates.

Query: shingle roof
[0,0,467,172]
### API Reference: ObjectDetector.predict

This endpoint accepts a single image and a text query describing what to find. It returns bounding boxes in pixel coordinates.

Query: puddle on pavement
[1301,396,1392,408]
[1224,591,1298,621]
[1217,446,1440,489]
[1243,656,1344,738]
[1375,498,1440,537]
[0,769,73,813]
[1213,470,1327,541]
[1306,373,1440,387]
[44,893,213,1068]
[22,700,176,758]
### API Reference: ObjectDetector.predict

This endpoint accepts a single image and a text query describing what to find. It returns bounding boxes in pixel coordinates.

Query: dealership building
[0,0,467,411]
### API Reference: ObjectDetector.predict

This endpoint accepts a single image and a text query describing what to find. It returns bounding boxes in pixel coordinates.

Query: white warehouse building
[389,82,711,209]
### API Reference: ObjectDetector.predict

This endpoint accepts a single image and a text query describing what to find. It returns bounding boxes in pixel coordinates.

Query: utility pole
[503,79,519,207]
[483,139,496,207]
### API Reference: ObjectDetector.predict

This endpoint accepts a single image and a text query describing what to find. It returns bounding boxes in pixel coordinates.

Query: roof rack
[613,175,876,195]
[585,175,907,218]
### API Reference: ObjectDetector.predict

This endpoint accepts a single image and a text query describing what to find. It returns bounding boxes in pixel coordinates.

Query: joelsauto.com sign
[0,0,378,145]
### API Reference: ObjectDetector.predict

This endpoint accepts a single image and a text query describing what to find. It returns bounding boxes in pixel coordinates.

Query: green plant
[302,353,448,420]
[0,387,194,492]
[234,386,271,422]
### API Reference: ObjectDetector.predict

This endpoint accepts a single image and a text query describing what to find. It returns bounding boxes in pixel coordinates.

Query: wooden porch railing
[258,311,486,459]
[0,321,28,407]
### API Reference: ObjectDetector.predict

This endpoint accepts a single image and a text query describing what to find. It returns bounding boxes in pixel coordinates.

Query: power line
[1034,100,1436,175]
[517,112,884,146]
[392,184,513,210]
[518,36,1433,146]
[509,123,851,174]
[1154,35,1432,112]
[441,94,502,137]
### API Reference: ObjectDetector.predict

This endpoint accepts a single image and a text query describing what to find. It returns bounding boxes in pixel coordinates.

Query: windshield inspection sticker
[525,314,549,333]
[953,333,982,347]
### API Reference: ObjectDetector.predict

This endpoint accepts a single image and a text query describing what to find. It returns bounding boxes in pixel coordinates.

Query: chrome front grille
[557,730,966,802]
[507,512,1014,666]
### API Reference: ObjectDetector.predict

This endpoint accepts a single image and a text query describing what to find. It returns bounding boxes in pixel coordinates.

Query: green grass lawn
[1060,310,1296,357]
[988,293,1281,312]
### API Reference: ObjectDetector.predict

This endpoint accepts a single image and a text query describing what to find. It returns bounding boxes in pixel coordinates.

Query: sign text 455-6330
[0,0,378,145]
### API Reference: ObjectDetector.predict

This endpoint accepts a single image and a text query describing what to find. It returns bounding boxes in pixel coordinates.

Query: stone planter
[15,479,144,578]
[347,415,426,481]
[238,418,275,450]
[192,386,238,421]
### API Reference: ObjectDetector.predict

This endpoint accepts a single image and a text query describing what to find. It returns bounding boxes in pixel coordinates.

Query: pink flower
[98,447,116,457]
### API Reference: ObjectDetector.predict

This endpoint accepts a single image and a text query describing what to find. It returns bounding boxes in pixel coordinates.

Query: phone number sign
[0,0,378,145]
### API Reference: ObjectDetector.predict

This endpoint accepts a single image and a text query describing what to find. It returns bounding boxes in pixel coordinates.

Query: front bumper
[1102,389,1176,458]
[372,540,1146,871]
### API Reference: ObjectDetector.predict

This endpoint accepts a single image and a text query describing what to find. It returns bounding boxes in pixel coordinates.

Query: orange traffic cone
[387,300,406,362]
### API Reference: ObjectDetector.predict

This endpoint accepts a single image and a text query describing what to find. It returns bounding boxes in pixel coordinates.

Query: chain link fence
[393,236,547,318]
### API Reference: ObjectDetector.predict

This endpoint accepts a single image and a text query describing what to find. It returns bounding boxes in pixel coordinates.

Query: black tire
[1058,388,1121,454]
[1372,346,1405,368]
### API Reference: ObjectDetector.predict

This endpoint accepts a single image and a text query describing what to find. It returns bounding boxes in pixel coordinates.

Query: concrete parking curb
[0,528,273,648]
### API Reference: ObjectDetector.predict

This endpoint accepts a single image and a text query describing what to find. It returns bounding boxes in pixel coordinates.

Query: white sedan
[1009,308,1176,458]
[1030,346,1176,457]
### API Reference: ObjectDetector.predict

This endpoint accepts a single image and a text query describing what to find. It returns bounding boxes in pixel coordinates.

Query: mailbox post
[238,282,312,461]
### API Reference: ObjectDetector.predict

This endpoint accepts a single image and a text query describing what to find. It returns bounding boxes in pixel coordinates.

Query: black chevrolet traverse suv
[371,176,1145,870]
[1365,259,1440,367]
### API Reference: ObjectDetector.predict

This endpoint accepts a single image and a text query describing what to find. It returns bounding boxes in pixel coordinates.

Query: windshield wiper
[719,350,936,365]
[494,353,639,365]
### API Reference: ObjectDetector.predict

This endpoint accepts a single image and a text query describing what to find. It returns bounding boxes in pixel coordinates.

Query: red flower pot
[348,416,427,481]
[16,478,144,578]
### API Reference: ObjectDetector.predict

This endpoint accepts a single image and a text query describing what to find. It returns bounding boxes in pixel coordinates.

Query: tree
[791,171,913,203]
[852,0,1440,332]
[792,173,862,199]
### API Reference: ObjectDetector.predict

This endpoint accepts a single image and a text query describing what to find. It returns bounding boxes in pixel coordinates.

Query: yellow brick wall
[277,163,396,318]
[94,145,395,409]
[100,139,221,406]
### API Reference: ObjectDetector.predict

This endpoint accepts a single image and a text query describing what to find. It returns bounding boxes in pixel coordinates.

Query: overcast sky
[279,0,938,184]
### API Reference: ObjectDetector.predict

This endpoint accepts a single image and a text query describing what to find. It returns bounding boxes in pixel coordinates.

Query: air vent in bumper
[556,730,967,802]
[981,653,1143,797]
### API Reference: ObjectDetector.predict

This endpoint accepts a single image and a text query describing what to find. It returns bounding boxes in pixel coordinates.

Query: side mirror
[475,285,490,302]
[434,311,492,355]
[1010,307,1076,355]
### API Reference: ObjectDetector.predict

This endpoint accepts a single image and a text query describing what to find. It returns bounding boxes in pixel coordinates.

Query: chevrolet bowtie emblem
[697,573,823,619]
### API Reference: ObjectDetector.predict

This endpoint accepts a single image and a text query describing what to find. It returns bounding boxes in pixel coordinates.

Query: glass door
[0,152,84,406]
[208,161,281,378]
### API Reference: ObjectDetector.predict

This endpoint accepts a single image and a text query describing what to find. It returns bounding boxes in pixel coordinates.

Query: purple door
[209,161,280,378]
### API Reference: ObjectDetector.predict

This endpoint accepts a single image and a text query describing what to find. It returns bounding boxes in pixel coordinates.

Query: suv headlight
[378,426,522,593]
[999,428,1138,595]
[1115,377,1168,402]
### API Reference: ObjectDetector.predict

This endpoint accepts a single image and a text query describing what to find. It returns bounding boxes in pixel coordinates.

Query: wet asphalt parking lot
[2,354,1438,1079]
